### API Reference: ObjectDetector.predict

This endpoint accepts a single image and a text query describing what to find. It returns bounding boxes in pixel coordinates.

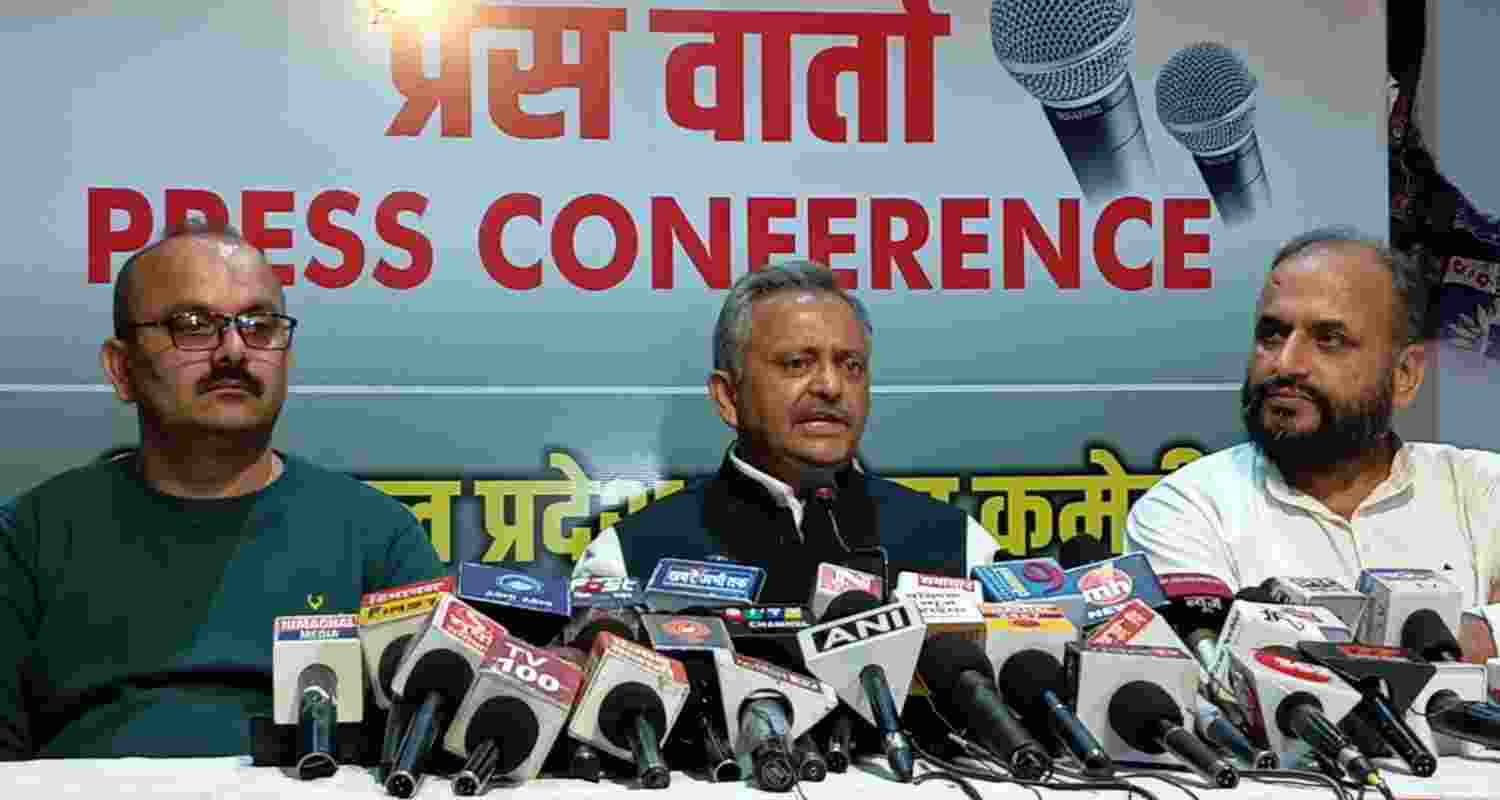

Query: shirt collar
[727,445,864,512]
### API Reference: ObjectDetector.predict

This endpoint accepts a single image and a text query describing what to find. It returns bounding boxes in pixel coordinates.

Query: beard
[1241,369,1395,475]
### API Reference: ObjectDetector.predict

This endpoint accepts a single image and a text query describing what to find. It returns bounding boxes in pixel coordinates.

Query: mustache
[197,366,263,397]
[1243,376,1327,411]
[793,404,851,424]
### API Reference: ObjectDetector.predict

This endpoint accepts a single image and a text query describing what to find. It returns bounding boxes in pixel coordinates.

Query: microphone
[998,649,1114,777]
[640,613,741,782]
[1422,690,1500,750]
[1401,608,1463,663]
[567,631,693,789]
[272,614,364,780]
[798,592,925,782]
[917,633,1052,779]
[1262,577,1368,631]
[1295,641,1439,778]
[713,650,840,792]
[1194,698,1277,771]
[548,645,605,782]
[1155,42,1270,226]
[385,596,500,798]
[442,629,584,791]
[1222,645,1382,788]
[809,562,884,622]
[821,709,855,773]
[644,558,765,612]
[1107,681,1240,788]
[989,0,1155,202]
[1157,573,1233,668]
[791,733,829,781]
[455,561,572,647]
[357,577,455,781]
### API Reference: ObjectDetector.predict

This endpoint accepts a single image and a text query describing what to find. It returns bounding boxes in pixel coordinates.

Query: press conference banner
[0,1,1386,565]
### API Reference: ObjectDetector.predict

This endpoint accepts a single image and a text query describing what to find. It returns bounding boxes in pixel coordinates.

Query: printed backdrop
[0,0,1387,567]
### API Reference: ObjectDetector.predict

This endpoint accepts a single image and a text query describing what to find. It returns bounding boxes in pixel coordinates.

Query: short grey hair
[1269,225,1430,346]
[713,260,874,377]
[112,219,277,340]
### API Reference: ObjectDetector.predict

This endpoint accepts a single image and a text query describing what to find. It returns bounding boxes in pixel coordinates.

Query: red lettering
[373,191,433,290]
[1094,197,1152,291]
[241,190,296,285]
[552,194,638,292]
[163,189,230,233]
[1003,199,1079,290]
[87,188,152,284]
[808,198,859,289]
[305,191,364,289]
[1164,198,1213,289]
[651,197,731,290]
[940,198,989,290]
[748,197,797,270]
[870,198,932,290]
[386,17,473,137]
[478,193,543,289]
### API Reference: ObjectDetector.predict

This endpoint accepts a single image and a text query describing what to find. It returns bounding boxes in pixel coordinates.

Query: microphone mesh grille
[990,0,1134,105]
[1155,42,1257,154]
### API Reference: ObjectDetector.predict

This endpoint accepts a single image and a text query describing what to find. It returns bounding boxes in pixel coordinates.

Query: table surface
[4,755,1499,799]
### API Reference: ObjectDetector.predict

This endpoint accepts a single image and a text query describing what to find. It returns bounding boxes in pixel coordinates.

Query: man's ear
[100,338,136,404]
[1392,340,1427,410]
[707,370,739,430]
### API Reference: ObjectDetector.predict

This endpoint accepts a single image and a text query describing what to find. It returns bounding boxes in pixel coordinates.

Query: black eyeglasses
[126,310,298,351]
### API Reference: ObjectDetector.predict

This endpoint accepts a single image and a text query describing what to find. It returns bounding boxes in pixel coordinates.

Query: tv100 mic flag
[442,627,584,792]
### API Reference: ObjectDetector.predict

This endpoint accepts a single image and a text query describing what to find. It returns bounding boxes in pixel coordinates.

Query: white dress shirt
[1126,441,1500,608]
[572,451,999,579]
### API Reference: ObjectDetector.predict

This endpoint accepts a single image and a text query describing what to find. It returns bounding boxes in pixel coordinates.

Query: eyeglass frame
[123,310,299,351]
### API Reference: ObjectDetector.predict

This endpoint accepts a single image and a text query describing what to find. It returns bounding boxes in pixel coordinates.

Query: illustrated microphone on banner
[1156,42,1271,227]
[989,0,1155,203]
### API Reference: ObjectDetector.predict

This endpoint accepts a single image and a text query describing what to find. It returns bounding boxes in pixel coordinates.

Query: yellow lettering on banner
[366,480,462,562]
[472,480,539,562]
[973,479,1055,558]
[541,452,593,561]
[889,476,960,503]
[972,446,1205,558]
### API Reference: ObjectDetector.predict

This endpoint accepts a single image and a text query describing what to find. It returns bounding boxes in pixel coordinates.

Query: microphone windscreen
[378,633,416,696]
[466,696,541,775]
[1158,573,1235,631]
[297,663,339,698]
[1106,680,1181,754]
[1233,579,1278,604]
[996,650,1064,716]
[821,590,882,622]
[1155,42,1257,154]
[1400,608,1460,658]
[989,0,1134,104]
[916,633,994,695]
[403,649,477,702]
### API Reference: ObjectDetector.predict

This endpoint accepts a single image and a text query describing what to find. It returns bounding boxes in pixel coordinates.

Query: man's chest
[1230,501,1479,606]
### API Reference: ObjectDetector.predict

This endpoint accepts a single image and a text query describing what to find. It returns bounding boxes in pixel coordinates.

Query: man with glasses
[0,222,443,759]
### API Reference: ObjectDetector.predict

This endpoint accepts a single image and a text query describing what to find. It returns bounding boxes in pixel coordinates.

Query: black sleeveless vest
[611,453,969,603]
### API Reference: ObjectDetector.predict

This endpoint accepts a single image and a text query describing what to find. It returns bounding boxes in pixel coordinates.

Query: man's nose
[212,319,248,363]
[1273,332,1313,379]
[808,359,843,398]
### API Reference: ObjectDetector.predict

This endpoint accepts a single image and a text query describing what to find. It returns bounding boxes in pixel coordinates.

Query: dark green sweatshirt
[0,452,445,759]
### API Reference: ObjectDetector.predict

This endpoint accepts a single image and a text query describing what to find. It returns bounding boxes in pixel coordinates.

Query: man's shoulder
[1146,443,1258,493]
[278,454,417,521]
[864,475,966,521]
[1403,441,1500,486]
[12,459,128,512]
[610,477,714,533]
